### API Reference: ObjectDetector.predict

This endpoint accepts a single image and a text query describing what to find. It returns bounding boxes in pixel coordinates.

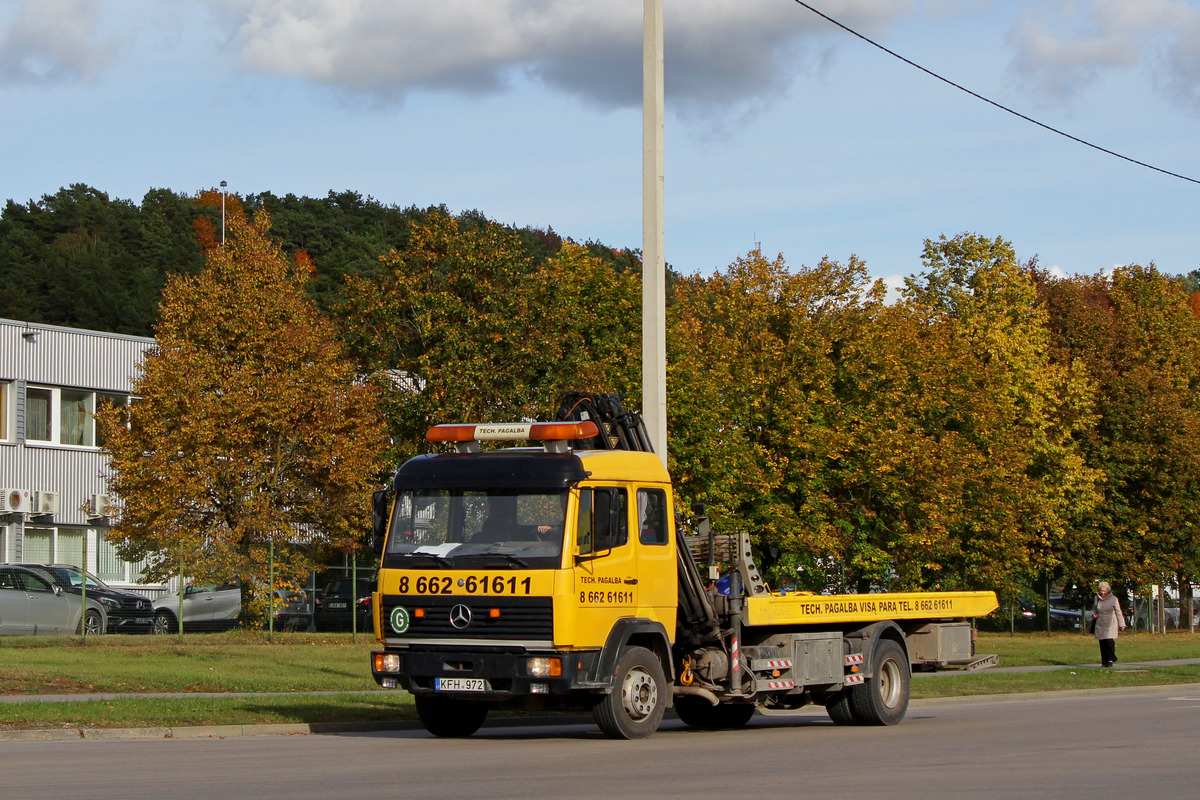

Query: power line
[792,0,1200,186]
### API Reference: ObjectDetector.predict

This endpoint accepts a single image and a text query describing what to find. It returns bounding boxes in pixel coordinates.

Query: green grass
[976,631,1200,667]
[0,629,1197,731]
[0,630,379,695]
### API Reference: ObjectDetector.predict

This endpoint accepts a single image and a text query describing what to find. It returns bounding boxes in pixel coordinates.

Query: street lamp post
[220,180,228,246]
[643,0,667,466]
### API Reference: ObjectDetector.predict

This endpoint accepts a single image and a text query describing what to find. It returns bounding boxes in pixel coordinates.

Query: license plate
[133,618,152,625]
[436,678,489,692]
[328,602,348,609]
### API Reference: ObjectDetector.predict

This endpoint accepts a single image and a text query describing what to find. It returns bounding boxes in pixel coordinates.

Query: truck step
[942,653,999,671]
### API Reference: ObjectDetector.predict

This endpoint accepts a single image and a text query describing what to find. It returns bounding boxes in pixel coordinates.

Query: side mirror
[371,489,391,557]
[52,584,63,596]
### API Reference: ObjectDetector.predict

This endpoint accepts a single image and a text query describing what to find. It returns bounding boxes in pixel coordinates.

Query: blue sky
[2,0,1198,291]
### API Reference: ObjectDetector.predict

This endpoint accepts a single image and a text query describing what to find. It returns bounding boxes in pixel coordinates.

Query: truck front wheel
[674,696,755,730]
[594,646,667,739]
[849,638,909,725]
[415,695,489,737]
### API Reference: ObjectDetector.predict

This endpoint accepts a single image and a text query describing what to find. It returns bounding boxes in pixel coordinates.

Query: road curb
[0,719,418,742]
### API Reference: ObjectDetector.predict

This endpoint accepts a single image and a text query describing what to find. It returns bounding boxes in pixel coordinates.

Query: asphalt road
[2,686,1197,799]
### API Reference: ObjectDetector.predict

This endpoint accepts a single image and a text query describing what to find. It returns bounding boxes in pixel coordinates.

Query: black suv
[20,564,155,633]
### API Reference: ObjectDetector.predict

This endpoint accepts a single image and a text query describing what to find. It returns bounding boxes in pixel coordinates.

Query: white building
[0,318,159,593]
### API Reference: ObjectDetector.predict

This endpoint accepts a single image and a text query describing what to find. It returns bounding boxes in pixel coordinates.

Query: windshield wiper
[478,553,530,568]
[401,553,453,568]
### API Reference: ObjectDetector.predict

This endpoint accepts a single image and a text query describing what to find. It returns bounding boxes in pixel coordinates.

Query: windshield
[385,489,568,569]
[48,567,108,590]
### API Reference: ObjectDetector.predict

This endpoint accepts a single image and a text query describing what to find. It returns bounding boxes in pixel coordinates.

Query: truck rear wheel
[824,690,860,725]
[674,695,755,730]
[415,695,489,738]
[849,638,909,725]
[594,646,667,739]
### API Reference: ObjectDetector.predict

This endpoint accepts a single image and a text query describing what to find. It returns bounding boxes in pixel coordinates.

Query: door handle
[624,578,638,585]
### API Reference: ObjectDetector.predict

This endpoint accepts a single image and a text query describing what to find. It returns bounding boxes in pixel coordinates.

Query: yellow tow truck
[369,394,998,739]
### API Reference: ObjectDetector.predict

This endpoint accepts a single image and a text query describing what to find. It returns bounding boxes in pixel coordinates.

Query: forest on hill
[0,184,642,336]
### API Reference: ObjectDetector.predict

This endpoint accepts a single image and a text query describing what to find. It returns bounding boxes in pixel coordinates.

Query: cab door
[570,485,639,647]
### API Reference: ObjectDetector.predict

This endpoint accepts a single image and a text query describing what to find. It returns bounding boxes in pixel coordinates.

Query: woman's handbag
[1087,615,1096,634]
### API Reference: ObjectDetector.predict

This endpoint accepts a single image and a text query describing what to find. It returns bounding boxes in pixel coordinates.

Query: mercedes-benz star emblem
[449,604,472,629]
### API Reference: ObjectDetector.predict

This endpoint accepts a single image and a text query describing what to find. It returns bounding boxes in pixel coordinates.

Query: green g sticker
[390,606,411,634]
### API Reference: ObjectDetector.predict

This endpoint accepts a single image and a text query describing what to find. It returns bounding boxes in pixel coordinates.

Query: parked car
[151,580,312,634]
[17,563,153,633]
[314,578,376,632]
[1048,596,1084,631]
[0,565,108,635]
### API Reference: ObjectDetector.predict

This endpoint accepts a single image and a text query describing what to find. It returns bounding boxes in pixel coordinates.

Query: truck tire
[674,695,755,730]
[594,646,667,739]
[824,690,859,725]
[414,695,489,738]
[849,638,909,725]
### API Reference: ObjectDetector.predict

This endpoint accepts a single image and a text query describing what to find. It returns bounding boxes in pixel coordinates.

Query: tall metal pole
[643,0,667,466]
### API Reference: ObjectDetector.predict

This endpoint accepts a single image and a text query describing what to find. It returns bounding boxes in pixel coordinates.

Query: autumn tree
[96,211,387,604]
[340,211,641,459]
[666,248,885,588]
[890,234,1098,591]
[1040,265,1200,593]
[668,235,1097,595]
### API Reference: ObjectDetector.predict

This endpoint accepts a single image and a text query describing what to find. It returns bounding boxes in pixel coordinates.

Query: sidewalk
[935,656,1200,675]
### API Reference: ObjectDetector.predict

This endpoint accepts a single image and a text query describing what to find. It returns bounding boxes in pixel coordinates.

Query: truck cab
[371,421,679,738]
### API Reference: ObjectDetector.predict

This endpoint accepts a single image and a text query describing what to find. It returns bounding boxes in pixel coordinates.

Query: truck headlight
[527,657,561,678]
[374,653,402,673]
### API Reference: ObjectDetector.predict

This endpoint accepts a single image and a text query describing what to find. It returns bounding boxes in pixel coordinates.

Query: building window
[97,533,148,583]
[26,387,53,442]
[23,527,53,563]
[61,390,95,446]
[23,386,128,448]
[0,382,9,441]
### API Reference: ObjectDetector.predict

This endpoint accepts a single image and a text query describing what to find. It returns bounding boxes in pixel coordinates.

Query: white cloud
[0,0,118,84]
[1006,0,1200,111]
[195,0,907,113]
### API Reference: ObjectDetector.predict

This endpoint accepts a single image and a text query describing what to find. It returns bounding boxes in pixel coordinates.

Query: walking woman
[1092,581,1126,667]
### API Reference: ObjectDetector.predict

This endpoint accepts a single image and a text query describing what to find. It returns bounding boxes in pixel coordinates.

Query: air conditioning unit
[87,493,112,518]
[0,488,31,514]
[32,491,60,516]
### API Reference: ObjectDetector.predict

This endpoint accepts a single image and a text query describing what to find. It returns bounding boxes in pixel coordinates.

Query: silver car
[0,565,108,635]
[151,580,243,634]
[151,580,312,633]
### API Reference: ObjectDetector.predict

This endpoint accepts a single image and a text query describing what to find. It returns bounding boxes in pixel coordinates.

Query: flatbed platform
[746,591,999,627]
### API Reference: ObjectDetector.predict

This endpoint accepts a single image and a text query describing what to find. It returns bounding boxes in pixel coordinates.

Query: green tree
[96,211,388,602]
[891,234,1098,590]
[1040,264,1200,590]
[341,212,641,460]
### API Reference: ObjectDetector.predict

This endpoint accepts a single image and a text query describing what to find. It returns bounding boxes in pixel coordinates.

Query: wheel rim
[84,614,100,635]
[153,615,170,634]
[878,658,902,708]
[621,666,659,721]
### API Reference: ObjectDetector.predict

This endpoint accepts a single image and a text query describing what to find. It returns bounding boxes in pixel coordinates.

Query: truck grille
[382,595,552,640]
